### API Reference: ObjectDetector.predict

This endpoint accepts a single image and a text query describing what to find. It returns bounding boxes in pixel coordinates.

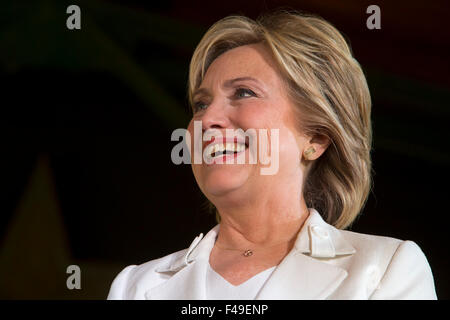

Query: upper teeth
[206,143,246,157]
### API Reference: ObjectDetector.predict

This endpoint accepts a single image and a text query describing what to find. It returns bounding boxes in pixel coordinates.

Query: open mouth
[204,140,249,161]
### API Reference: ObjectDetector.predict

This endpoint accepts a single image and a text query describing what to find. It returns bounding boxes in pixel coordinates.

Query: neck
[213,182,310,251]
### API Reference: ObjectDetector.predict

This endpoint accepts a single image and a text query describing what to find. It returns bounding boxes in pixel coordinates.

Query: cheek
[279,129,301,165]
[235,100,279,129]
[187,120,195,138]
[237,101,301,165]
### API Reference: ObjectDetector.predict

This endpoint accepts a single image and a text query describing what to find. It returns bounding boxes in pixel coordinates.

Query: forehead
[202,43,281,86]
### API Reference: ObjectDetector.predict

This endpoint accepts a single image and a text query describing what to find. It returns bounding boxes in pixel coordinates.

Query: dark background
[1,0,449,299]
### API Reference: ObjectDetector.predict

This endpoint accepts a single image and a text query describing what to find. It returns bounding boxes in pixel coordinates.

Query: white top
[206,263,276,300]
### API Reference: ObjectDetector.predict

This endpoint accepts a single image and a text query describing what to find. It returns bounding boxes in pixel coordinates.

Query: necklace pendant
[243,249,253,257]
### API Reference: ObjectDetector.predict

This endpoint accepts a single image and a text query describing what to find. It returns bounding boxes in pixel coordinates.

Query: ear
[304,134,331,161]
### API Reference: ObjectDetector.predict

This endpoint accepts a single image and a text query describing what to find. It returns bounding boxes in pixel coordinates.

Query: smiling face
[187,44,311,208]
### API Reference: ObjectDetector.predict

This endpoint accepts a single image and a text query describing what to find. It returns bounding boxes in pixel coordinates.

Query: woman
[107,11,437,300]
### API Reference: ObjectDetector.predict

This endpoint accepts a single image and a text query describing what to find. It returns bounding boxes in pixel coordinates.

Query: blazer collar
[146,208,355,299]
[145,225,218,299]
[294,208,356,257]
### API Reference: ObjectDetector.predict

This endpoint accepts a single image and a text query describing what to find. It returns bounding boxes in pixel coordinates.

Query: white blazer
[107,208,437,300]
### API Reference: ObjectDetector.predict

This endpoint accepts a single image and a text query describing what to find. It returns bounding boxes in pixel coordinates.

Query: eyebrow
[223,77,263,88]
[192,77,264,100]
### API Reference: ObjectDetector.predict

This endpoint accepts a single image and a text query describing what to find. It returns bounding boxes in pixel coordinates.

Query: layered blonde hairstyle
[188,11,373,229]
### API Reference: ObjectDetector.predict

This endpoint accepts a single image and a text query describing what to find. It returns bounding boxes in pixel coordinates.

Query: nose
[200,100,231,132]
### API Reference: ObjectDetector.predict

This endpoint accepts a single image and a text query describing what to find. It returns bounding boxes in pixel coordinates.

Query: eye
[193,101,208,112]
[235,88,256,99]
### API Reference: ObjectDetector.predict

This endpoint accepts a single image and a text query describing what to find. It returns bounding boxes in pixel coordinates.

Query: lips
[203,137,249,163]
[205,141,246,158]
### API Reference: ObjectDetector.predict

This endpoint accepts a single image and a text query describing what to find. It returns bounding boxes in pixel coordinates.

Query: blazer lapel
[256,208,355,300]
[144,259,208,299]
[255,249,348,299]
[144,225,219,300]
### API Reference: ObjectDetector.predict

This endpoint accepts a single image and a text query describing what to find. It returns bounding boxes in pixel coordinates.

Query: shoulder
[337,229,437,299]
[340,229,404,258]
[340,229,428,265]
[106,248,187,300]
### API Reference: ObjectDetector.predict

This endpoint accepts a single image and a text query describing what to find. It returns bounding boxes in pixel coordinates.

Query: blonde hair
[188,11,373,229]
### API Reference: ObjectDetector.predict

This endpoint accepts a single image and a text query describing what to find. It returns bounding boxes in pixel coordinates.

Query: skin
[187,43,330,286]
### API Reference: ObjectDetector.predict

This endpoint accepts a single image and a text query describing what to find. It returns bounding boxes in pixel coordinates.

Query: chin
[200,166,250,197]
